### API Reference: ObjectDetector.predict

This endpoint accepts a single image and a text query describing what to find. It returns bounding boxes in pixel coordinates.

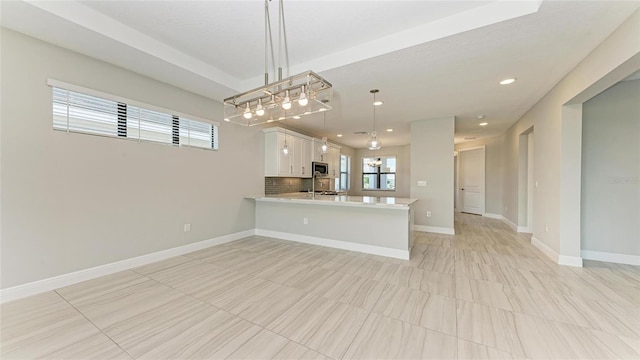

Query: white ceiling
[1,1,638,148]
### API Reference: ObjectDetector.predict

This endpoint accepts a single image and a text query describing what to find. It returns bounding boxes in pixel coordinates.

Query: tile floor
[1,214,639,359]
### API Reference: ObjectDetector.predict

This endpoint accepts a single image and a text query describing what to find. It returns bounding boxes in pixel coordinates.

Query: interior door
[460,148,485,215]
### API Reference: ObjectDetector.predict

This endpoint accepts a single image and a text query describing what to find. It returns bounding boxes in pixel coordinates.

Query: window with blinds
[52,85,219,151]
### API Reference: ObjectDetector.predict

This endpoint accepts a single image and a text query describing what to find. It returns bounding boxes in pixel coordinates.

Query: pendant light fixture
[282,122,289,156]
[320,103,328,154]
[367,89,382,150]
[223,0,332,126]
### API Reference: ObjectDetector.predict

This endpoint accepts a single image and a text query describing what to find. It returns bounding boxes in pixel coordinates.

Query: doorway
[458,146,485,215]
[518,128,534,233]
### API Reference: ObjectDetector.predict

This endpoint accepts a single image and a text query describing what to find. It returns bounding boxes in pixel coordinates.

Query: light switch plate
[417,181,427,187]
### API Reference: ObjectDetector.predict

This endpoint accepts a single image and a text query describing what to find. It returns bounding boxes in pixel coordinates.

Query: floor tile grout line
[137,258,341,359]
[111,270,307,360]
[337,310,374,360]
[53,289,136,360]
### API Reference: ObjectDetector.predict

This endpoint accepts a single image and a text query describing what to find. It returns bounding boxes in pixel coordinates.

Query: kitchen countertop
[250,193,417,209]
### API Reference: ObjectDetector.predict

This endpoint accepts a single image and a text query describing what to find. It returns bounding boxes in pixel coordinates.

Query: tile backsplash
[265,177,335,195]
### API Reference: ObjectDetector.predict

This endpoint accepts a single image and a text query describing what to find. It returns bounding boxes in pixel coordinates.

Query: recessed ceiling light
[292,116,301,119]
[477,115,485,119]
[479,122,488,126]
[500,78,517,85]
[386,128,393,132]
[224,118,230,122]
[337,134,343,137]
[373,101,383,106]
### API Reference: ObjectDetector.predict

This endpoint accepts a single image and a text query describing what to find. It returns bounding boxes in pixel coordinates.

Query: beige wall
[500,10,640,260]
[0,29,264,288]
[581,79,640,256]
[349,145,411,198]
[455,136,504,215]
[410,117,455,233]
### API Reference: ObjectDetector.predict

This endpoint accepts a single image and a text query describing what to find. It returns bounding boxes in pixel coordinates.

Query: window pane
[381,174,396,190]
[362,158,377,172]
[340,173,348,190]
[362,174,378,189]
[382,157,396,172]
[361,155,396,190]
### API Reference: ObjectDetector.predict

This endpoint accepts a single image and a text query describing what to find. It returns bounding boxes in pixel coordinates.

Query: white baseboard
[581,250,640,266]
[531,236,583,267]
[414,225,455,235]
[0,229,254,304]
[558,255,583,267]
[517,226,532,233]
[255,229,410,260]
[483,213,502,219]
[483,213,520,232]
[531,236,558,263]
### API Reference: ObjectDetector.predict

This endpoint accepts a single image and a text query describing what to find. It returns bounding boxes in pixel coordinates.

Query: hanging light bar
[224,71,332,126]
[223,0,333,126]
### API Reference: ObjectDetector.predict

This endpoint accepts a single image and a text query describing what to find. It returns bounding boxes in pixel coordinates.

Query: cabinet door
[301,138,312,177]
[311,138,325,163]
[290,136,303,177]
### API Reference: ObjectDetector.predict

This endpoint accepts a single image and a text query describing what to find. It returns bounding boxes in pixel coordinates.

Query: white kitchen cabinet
[264,128,312,177]
[311,139,341,178]
[290,136,312,177]
[327,144,341,178]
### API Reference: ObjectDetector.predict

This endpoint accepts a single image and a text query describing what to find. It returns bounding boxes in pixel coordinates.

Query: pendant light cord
[373,92,377,133]
[265,0,276,85]
[281,0,290,78]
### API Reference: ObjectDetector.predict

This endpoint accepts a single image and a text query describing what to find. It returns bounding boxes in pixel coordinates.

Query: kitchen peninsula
[252,194,417,259]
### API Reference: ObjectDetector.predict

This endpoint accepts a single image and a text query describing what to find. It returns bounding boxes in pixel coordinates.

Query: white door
[460,147,485,215]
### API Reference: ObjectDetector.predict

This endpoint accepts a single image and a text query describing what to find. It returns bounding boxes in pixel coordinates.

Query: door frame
[456,145,486,215]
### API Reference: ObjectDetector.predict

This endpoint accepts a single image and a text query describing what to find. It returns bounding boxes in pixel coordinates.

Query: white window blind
[127,105,174,144]
[180,118,219,150]
[51,83,219,151]
[53,87,119,136]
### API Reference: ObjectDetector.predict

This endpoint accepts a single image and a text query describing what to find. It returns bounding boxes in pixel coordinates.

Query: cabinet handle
[302,166,305,174]
[291,165,293,174]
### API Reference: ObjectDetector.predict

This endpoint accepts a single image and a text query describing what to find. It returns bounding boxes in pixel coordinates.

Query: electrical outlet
[417,180,427,187]
[426,211,432,217]
[184,224,191,232]
[303,218,309,225]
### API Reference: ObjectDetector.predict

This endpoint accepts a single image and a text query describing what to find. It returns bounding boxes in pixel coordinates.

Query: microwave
[312,162,329,176]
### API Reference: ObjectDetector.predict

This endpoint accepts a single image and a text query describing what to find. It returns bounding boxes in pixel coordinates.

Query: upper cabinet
[265,127,340,178]
[264,128,313,178]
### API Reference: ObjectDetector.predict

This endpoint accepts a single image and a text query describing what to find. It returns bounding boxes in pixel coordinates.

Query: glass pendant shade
[282,143,289,156]
[320,136,328,154]
[367,131,382,150]
[366,89,383,150]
